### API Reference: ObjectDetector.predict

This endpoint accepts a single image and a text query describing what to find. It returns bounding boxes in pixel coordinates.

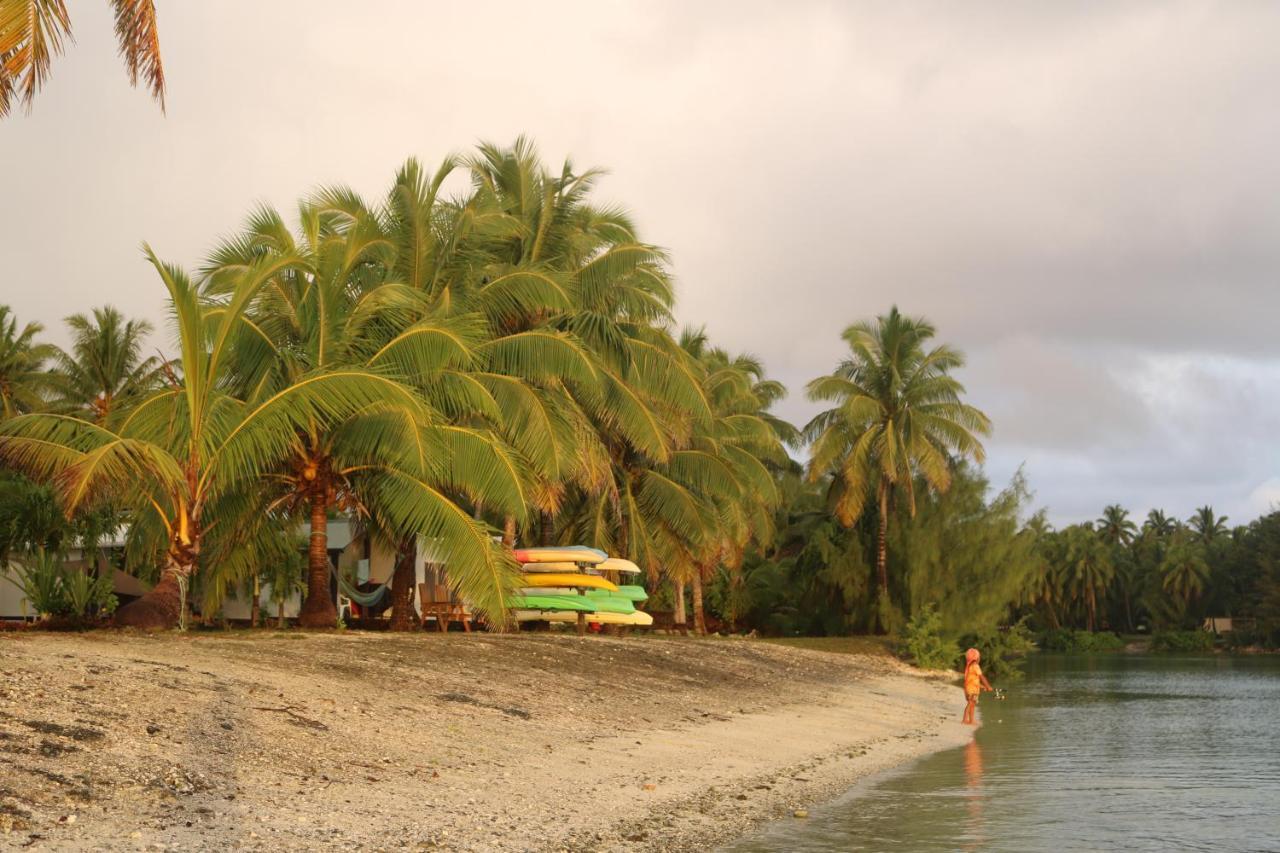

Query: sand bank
[0,632,969,851]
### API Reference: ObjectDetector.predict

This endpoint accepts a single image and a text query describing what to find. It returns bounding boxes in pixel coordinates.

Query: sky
[3,1,1279,526]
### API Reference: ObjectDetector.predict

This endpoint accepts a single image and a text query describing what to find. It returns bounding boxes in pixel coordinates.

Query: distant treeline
[699,465,1280,649]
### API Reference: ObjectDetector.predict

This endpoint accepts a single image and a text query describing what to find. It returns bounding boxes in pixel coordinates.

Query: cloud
[3,1,1280,525]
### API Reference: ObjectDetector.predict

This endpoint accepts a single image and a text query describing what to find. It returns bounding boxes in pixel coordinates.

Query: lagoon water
[726,655,1280,852]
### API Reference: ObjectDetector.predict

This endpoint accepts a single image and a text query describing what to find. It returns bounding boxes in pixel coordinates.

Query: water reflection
[963,738,985,850]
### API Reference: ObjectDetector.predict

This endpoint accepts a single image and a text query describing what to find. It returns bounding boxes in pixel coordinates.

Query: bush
[1151,630,1215,653]
[1037,628,1124,653]
[5,550,117,622]
[900,604,959,670]
[960,617,1036,681]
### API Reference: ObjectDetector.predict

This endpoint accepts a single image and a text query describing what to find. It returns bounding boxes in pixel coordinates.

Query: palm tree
[204,166,591,628]
[1160,536,1209,611]
[1062,525,1114,631]
[0,305,55,418]
[49,306,160,422]
[1143,509,1176,538]
[678,332,790,635]
[0,247,436,628]
[1189,505,1228,545]
[1,0,165,117]
[803,307,990,631]
[1097,504,1138,547]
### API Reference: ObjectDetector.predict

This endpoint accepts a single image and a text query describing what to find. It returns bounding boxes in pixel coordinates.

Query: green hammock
[330,563,391,608]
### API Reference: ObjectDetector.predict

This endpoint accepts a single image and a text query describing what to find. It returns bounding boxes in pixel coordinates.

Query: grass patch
[762,636,896,658]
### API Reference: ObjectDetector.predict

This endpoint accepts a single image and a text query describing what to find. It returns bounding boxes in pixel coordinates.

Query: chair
[417,583,472,633]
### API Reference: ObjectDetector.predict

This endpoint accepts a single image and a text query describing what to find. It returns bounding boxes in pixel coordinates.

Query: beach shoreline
[0,632,969,851]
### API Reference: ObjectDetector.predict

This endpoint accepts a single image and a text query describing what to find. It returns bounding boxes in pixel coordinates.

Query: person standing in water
[962,647,993,725]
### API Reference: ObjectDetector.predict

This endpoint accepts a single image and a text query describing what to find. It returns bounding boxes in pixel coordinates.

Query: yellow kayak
[520,573,619,592]
[513,548,605,566]
[530,610,654,627]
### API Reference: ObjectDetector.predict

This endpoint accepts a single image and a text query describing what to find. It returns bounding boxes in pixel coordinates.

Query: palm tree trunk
[692,572,707,636]
[672,580,687,635]
[540,512,553,547]
[389,535,418,632]
[298,483,336,628]
[503,516,517,548]
[1086,587,1096,632]
[875,481,890,633]
[250,575,260,628]
[115,552,190,629]
[277,600,285,629]
[875,481,885,594]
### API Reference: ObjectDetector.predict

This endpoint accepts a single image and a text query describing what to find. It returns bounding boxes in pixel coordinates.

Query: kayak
[589,585,648,603]
[520,573,618,592]
[513,547,605,566]
[598,557,641,574]
[532,610,654,627]
[508,594,597,613]
[520,561,597,572]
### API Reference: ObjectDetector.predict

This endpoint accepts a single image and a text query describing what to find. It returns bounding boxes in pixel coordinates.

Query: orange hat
[965,648,980,663]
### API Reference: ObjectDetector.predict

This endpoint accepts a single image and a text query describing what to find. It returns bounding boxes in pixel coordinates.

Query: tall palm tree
[1097,504,1138,547]
[803,306,990,631]
[0,248,437,628]
[49,306,160,423]
[0,305,55,418]
[1189,505,1228,545]
[1,0,165,117]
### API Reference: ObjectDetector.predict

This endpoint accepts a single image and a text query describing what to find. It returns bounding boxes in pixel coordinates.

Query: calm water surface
[726,655,1280,852]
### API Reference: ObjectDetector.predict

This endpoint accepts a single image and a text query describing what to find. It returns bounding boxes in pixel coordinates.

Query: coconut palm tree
[1097,504,1138,547]
[803,307,990,631]
[0,247,436,628]
[49,306,160,423]
[1160,535,1209,612]
[203,167,595,628]
[1189,505,1228,545]
[1,0,165,117]
[1143,509,1176,538]
[1062,525,1114,631]
[0,305,55,418]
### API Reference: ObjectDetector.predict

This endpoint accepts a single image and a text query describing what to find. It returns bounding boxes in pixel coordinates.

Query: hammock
[330,563,391,608]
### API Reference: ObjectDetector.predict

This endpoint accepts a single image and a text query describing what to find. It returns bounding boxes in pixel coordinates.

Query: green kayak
[508,594,597,613]
[577,594,636,614]
[588,581,650,601]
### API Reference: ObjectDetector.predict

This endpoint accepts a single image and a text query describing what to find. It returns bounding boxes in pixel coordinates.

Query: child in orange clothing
[962,647,993,725]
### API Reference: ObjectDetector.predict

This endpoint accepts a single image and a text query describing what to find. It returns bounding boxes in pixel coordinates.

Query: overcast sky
[3,1,1279,526]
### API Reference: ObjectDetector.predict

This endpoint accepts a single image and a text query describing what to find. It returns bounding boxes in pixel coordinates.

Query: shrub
[901,604,959,670]
[960,617,1036,681]
[5,550,117,622]
[1037,628,1124,653]
[1151,630,1215,653]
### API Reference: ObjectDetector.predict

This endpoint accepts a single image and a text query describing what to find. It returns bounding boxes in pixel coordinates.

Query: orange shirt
[964,662,983,695]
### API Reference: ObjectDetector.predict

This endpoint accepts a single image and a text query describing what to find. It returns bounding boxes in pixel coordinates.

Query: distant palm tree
[1097,504,1138,546]
[1160,536,1210,608]
[1143,509,1176,538]
[49,306,160,423]
[0,305,54,418]
[1188,505,1228,545]
[0,0,165,117]
[1063,525,1114,632]
[804,306,990,631]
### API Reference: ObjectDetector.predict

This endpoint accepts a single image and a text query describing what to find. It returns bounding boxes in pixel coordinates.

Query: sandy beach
[0,632,969,851]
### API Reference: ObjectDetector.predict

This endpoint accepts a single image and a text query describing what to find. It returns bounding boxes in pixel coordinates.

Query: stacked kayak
[511,547,652,627]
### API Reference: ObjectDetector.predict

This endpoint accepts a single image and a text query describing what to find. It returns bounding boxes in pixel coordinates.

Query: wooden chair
[417,582,472,633]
